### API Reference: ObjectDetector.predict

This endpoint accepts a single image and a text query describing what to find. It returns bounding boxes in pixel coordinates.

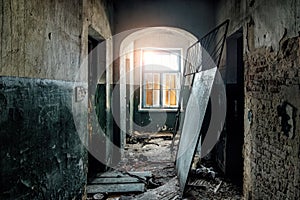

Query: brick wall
[243,37,300,199]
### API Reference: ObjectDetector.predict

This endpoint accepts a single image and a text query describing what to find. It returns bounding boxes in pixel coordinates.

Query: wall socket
[75,86,87,102]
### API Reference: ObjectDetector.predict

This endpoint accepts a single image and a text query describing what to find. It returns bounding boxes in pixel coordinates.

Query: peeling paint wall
[215,0,300,199]
[216,0,300,51]
[0,0,113,199]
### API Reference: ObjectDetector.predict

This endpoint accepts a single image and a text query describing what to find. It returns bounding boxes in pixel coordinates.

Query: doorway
[87,35,107,177]
[216,29,244,187]
[225,29,244,186]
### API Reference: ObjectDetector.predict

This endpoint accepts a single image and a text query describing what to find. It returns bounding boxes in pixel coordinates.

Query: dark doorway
[216,29,244,187]
[87,35,107,177]
[225,29,244,185]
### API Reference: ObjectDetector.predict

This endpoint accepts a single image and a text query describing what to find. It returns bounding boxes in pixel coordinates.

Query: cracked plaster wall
[0,0,113,199]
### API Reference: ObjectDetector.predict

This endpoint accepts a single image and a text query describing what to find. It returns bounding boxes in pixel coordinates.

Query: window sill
[138,107,179,112]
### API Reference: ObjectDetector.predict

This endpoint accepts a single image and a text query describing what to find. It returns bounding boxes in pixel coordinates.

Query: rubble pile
[186,161,242,199]
[88,133,243,199]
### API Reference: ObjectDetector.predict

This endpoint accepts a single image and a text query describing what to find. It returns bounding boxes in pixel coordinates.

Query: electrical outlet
[75,86,87,102]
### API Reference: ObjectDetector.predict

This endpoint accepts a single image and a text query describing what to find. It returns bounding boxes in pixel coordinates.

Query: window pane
[162,73,179,107]
[170,74,176,88]
[146,90,153,106]
[142,49,181,109]
[153,73,160,89]
[164,90,170,106]
[170,90,177,106]
[153,90,160,107]
[163,73,179,89]
[163,74,169,89]
[145,73,153,89]
[143,50,179,71]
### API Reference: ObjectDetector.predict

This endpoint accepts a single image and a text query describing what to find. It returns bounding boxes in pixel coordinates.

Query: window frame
[139,48,183,111]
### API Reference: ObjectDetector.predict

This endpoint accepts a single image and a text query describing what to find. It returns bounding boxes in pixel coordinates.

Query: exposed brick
[244,37,300,199]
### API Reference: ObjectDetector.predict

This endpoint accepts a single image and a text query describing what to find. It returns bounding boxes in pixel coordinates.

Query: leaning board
[175,67,217,195]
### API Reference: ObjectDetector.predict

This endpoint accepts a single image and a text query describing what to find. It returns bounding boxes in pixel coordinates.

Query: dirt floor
[88,132,242,200]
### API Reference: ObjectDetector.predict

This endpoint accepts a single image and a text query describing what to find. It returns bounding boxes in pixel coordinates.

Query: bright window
[141,49,181,110]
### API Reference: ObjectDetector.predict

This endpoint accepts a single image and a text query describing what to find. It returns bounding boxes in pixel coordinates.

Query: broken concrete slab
[89,177,141,184]
[96,171,152,179]
[87,183,145,194]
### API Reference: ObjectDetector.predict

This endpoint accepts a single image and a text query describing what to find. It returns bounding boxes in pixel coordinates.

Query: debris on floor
[87,132,242,199]
[127,131,173,145]
[184,178,242,200]
[190,165,217,179]
[118,136,176,187]
[185,158,242,200]
[127,177,180,200]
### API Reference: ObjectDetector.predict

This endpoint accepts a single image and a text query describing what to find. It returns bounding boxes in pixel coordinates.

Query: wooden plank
[149,133,173,140]
[96,171,152,178]
[134,132,173,140]
[87,183,145,194]
[89,177,140,184]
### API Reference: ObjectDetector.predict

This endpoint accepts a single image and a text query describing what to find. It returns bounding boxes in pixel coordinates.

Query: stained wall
[0,0,113,198]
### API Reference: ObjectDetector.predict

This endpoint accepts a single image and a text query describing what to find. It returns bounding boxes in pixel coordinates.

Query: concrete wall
[0,0,113,198]
[0,0,83,80]
[215,0,300,199]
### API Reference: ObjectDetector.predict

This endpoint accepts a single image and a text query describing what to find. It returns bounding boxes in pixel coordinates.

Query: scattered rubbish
[130,177,180,200]
[89,133,242,199]
[148,178,161,188]
[192,165,217,179]
[93,193,105,200]
[141,141,159,147]
[186,177,241,199]
[213,181,222,193]
[127,132,173,145]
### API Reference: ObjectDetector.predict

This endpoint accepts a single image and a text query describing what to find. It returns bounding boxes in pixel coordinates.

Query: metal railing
[171,20,229,152]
